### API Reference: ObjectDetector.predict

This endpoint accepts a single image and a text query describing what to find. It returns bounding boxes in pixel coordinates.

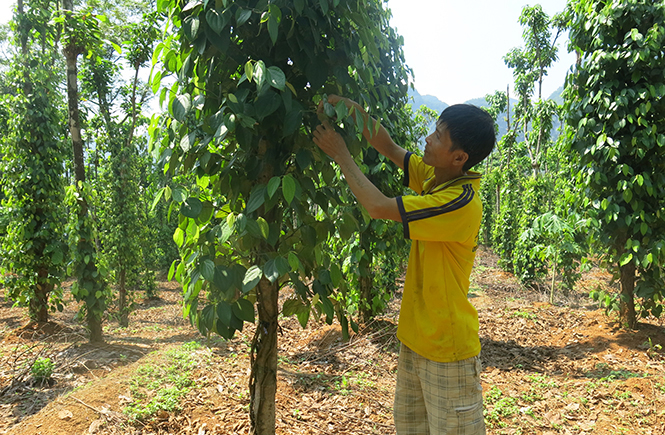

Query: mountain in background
[406,87,564,147]
[407,88,449,115]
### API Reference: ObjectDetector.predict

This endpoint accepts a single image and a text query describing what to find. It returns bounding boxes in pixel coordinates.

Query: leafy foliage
[151,0,412,340]
[0,0,68,322]
[151,0,414,431]
[565,0,665,326]
[480,4,590,295]
[82,10,160,324]
[520,211,588,302]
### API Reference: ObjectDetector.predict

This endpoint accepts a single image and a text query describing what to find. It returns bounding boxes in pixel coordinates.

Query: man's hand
[311,119,401,222]
[316,94,407,170]
[312,121,351,163]
[317,94,356,117]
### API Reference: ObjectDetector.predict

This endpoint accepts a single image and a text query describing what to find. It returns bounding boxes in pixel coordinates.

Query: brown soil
[1,247,664,435]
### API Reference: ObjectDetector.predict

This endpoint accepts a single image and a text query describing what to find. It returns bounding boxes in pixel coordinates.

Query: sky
[0,0,576,105]
[386,0,576,104]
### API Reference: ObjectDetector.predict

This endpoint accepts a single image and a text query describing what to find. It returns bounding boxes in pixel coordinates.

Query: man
[313,94,495,434]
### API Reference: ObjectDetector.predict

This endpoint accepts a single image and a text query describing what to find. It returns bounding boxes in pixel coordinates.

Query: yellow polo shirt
[395,152,482,362]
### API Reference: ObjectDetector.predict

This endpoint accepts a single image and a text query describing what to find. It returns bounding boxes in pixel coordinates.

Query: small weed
[509,309,537,320]
[614,391,631,400]
[353,372,376,389]
[31,357,54,383]
[643,337,663,359]
[527,374,557,389]
[485,385,503,405]
[520,390,538,403]
[484,386,519,428]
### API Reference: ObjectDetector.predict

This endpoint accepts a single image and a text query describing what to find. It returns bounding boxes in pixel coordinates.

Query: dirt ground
[1,247,664,435]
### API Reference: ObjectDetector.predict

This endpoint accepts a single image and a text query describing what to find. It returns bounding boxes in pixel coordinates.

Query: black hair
[437,104,496,171]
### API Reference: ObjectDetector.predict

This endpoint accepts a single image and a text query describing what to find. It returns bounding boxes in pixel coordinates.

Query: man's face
[423,122,458,168]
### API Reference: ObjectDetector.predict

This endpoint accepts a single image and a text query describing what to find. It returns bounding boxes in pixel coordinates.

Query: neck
[434,167,466,187]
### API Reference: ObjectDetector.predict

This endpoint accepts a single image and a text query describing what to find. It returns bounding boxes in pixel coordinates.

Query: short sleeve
[396,183,481,242]
[403,152,434,194]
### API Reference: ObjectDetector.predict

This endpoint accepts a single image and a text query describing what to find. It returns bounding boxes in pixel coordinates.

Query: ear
[452,149,469,168]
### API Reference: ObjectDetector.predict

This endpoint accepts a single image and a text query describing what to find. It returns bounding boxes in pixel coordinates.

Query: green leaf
[173,227,185,247]
[295,149,311,170]
[242,266,262,293]
[216,302,233,326]
[640,222,648,236]
[234,298,255,323]
[282,174,296,204]
[623,188,633,203]
[288,252,301,272]
[297,307,310,328]
[172,186,187,202]
[235,8,252,26]
[263,259,280,283]
[282,298,304,316]
[294,0,304,14]
[321,295,334,320]
[51,250,63,265]
[338,212,358,240]
[214,265,235,297]
[319,0,328,14]
[355,109,364,134]
[246,186,266,213]
[168,260,177,281]
[184,15,200,40]
[283,108,302,136]
[275,257,289,276]
[181,197,203,218]
[257,217,269,239]
[180,132,196,152]
[253,60,266,91]
[245,61,254,83]
[151,187,165,212]
[201,259,215,281]
[267,176,281,198]
[206,9,229,34]
[619,253,633,267]
[267,66,286,91]
[330,263,342,287]
[197,201,214,224]
[172,94,191,122]
[335,100,348,120]
[268,16,278,45]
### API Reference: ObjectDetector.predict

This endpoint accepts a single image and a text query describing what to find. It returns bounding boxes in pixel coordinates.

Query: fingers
[312,122,342,160]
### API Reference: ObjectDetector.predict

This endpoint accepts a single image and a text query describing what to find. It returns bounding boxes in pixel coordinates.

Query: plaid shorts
[394,344,486,435]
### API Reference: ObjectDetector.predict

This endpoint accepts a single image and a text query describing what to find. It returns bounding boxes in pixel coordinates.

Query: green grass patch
[123,341,203,422]
[484,386,519,428]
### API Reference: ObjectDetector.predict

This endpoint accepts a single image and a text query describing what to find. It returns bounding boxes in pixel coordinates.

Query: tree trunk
[358,232,374,323]
[30,269,52,323]
[63,0,103,343]
[249,276,279,435]
[359,275,373,324]
[506,84,511,132]
[119,268,128,327]
[619,260,637,329]
[64,50,86,184]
